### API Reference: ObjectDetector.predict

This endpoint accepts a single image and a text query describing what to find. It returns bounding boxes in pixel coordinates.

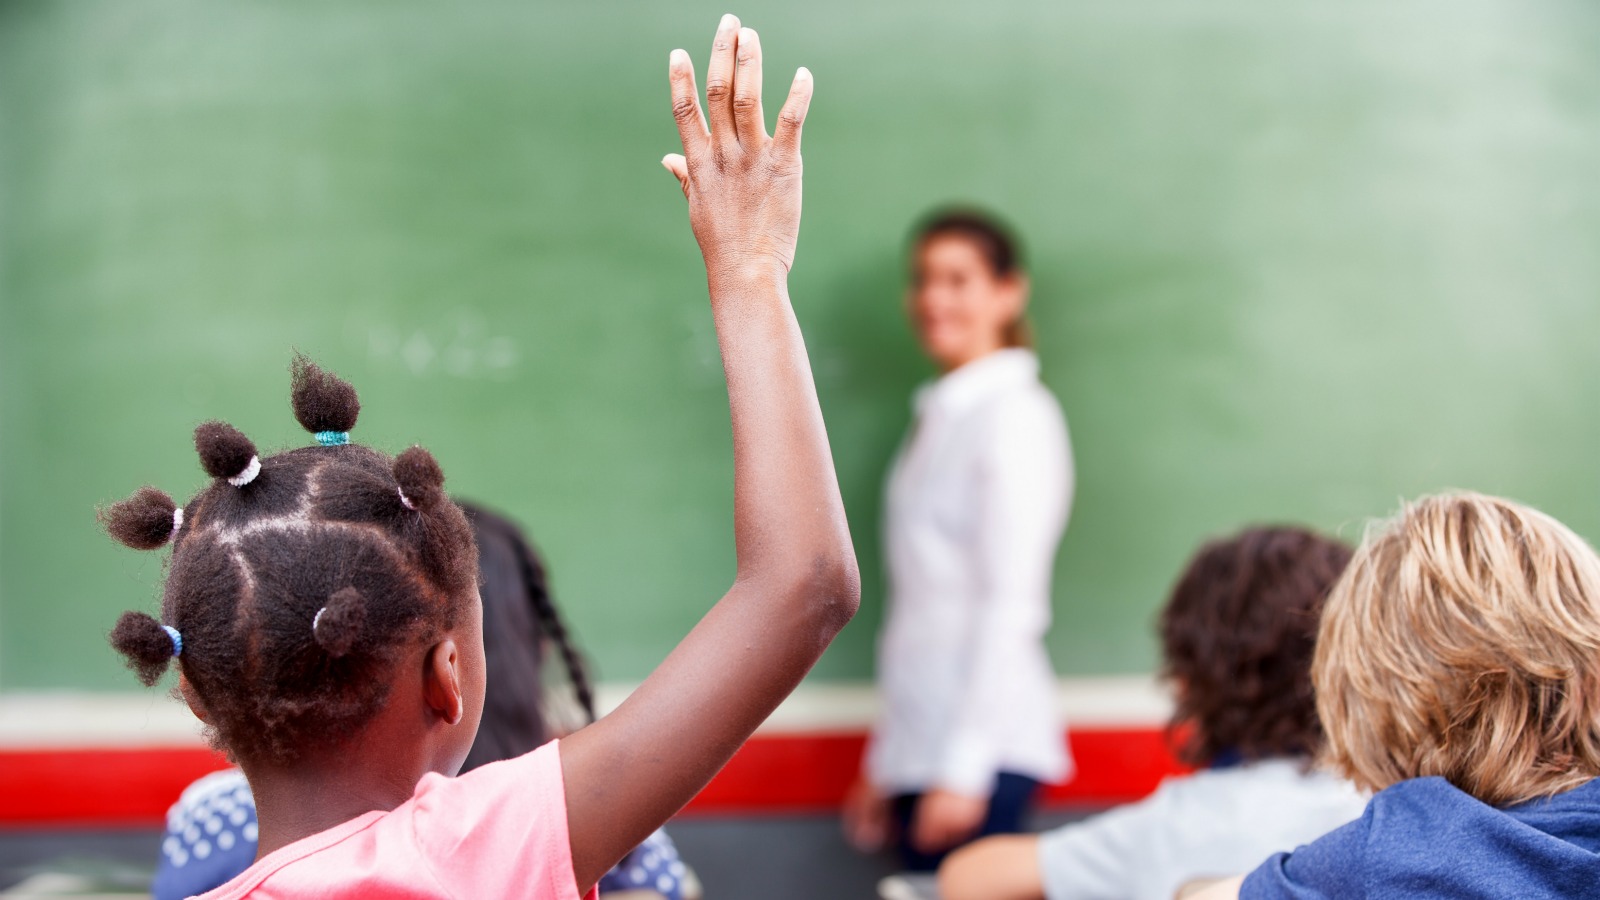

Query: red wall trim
[0,728,1185,829]
[0,747,232,829]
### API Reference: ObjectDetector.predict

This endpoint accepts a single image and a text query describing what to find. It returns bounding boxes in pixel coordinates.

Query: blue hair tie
[162,624,183,658]
[314,431,350,447]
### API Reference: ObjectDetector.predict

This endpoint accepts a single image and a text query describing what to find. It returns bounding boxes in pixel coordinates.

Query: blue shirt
[1242,775,1600,898]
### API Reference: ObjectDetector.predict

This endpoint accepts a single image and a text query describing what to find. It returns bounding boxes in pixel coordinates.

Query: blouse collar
[914,348,1039,417]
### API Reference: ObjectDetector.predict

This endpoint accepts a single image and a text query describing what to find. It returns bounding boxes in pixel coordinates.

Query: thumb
[661,154,689,199]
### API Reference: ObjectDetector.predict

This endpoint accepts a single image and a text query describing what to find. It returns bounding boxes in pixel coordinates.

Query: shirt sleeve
[936,393,1074,795]
[1239,814,1367,900]
[1037,779,1177,900]
[408,740,594,900]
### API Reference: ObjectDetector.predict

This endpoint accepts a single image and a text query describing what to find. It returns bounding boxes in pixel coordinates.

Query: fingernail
[739,27,757,42]
[796,66,812,81]
[719,13,737,30]
[669,48,689,68]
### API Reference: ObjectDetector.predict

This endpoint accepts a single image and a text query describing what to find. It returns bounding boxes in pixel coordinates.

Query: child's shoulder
[1369,774,1600,831]
[1364,774,1512,829]
[1335,776,1600,893]
[202,742,584,900]
[1159,758,1360,811]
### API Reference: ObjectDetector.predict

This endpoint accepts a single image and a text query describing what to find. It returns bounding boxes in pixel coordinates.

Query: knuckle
[704,80,731,102]
[779,110,805,129]
[670,97,700,122]
[766,159,801,177]
[732,94,761,112]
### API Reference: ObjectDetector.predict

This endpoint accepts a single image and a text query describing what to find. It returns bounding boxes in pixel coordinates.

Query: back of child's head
[1315,492,1600,806]
[103,356,478,766]
[1160,526,1353,767]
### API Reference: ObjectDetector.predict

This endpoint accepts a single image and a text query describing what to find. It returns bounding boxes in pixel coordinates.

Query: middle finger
[733,27,765,147]
[704,13,741,149]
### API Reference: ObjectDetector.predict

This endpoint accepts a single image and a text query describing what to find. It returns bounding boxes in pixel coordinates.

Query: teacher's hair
[912,207,1031,348]
[1314,492,1600,806]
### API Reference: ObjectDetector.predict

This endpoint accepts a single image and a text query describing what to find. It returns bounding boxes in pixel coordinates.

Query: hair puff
[110,611,177,686]
[195,421,259,483]
[313,587,367,658]
[393,446,447,512]
[290,355,360,436]
[101,487,181,550]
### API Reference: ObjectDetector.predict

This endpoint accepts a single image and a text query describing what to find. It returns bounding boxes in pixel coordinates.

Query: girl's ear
[177,673,210,724]
[423,639,465,726]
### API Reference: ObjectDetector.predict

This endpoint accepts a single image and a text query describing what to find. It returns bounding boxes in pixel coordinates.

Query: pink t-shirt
[198,740,595,900]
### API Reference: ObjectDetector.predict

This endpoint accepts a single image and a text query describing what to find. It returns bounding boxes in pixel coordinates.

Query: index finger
[668,49,709,157]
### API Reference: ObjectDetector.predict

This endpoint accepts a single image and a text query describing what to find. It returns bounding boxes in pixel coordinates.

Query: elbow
[811,549,861,637]
[739,537,859,647]
[773,548,858,642]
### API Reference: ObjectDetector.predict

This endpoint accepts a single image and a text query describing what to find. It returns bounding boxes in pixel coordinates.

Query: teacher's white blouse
[867,348,1074,796]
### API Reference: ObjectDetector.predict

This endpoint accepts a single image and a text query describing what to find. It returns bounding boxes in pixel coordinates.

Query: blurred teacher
[845,209,1074,872]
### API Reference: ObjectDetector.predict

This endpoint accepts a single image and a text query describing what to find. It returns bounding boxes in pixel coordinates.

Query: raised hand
[663,14,812,279]
[560,16,855,895]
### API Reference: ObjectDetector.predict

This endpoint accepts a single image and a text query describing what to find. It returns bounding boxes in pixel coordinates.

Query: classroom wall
[2,0,1597,691]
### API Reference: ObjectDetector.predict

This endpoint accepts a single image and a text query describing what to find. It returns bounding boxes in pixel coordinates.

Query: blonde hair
[1314,492,1600,806]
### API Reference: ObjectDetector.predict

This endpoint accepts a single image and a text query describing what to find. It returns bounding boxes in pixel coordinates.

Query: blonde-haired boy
[1197,491,1600,899]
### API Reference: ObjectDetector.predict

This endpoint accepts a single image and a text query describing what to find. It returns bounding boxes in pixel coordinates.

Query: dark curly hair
[102,356,478,766]
[1159,526,1353,767]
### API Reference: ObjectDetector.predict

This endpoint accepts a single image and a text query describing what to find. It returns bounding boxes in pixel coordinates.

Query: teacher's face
[907,235,1026,372]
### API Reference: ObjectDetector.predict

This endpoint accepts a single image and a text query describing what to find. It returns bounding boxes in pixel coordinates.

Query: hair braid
[507,530,594,723]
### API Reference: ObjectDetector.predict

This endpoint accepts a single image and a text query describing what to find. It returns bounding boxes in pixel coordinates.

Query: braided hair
[102,356,478,766]
[458,503,595,772]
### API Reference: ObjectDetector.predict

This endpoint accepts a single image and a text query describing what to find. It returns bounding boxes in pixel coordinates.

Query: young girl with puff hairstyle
[103,16,855,898]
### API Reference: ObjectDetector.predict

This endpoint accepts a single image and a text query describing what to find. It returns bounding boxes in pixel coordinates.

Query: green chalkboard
[3,0,1598,690]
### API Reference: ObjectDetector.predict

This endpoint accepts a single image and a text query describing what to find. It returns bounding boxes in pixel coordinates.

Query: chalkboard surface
[3,0,1597,690]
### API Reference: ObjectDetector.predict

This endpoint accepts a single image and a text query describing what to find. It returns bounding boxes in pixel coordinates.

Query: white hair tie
[398,488,416,511]
[312,606,327,631]
[228,455,261,488]
[172,507,184,534]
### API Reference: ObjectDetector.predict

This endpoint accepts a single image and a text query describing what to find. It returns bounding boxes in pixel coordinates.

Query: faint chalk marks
[360,312,518,379]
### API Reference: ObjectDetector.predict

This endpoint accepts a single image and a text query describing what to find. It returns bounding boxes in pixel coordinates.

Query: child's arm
[558,14,859,891]
[1183,876,1245,899]
[939,836,1048,900]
